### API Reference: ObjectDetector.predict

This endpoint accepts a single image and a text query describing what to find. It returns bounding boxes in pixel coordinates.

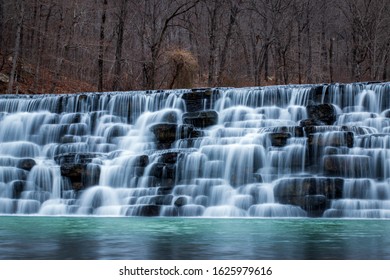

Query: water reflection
[0,217,390,259]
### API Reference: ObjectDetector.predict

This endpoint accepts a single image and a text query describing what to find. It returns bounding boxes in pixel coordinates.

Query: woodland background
[0,0,389,94]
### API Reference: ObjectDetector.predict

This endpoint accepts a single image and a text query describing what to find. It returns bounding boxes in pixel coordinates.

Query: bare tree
[98,0,107,91]
[1,0,390,93]
[217,0,240,85]
[7,0,24,94]
[112,0,128,91]
[135,0,199,89]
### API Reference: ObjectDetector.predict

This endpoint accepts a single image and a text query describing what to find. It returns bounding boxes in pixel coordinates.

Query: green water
[0,216,389,260]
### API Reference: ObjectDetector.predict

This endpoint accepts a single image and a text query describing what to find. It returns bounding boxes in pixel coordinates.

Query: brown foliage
[166,49,199,89]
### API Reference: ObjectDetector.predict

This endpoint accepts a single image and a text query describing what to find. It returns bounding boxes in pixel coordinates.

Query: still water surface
[0,216,389,260]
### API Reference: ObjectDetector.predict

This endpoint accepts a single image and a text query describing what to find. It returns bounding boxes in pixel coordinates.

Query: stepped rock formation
[1,82,390,217]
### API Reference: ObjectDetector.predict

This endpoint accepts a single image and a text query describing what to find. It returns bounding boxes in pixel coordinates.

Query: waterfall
[1,82,390,218]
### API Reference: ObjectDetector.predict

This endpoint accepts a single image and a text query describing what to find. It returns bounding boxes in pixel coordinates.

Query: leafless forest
[1,0,389,94]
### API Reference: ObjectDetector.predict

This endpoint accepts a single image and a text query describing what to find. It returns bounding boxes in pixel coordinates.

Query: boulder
[323,155,372,178]
[157,186,174,195]
[132,154,149,167]
[274,177,344,216]
[265,126,304,137]
[311,85,325,103]
[308,131,354,148]
[126,205,161,216]
[54,152,103,165]
[158,110,179,123]
[299,118,326,127]
[149,123,177,149]
[158,151,180,164]
[9,180,26,198]
[268,132,291,147]
[16,158,36,171]
[176,124,204,139]
[60,161,101,191]
[181,89,217,112]
[174,196,190,207]
[306,104,337,125]
[303,195,327,217]
[60,163,85,191]
[182,110,219,128]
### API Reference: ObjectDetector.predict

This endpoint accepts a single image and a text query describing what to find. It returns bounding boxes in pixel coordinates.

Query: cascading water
[1,82,390,218]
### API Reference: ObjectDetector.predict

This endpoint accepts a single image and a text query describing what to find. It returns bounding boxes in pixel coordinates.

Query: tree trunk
[235,24,251,81]
[50,9,65,93]
[0,0,3,50]
[329,37,334,83]
[306,12,313,83]
[297,21,302,84]
[34,5,52,93]
[217,4,238,85]
[98,0,107,92]
[112,0,127,91]
[7,0,24,94]
[207,1,218,87]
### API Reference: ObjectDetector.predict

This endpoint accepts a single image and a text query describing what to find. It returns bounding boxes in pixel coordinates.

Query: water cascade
[1,82,390,218]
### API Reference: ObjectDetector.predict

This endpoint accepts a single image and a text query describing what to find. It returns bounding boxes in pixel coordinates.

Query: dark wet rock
[105,124,128,139]
[127,205,161,216]
[149,163,166,178]
[148,161,176,187]
[162,206,179,216]
[183,110,219,128]
[54,152,103,165]
[274,177,344,214]
[304,125,342,135]
[176,124,204,139]
[323,155,371,178]
[164,165,176,180]
[311,85,325,103]
[157,186,174,195]
[151,194,173,205]
[64,113,83,124]
[307,131,354,148]
[341,125,375,135]
[382,109,390,118]
[324,147,348,155]
[133,155,149,167]
[195,195,208,207]
[189,129,204,138]
[134,167,145,177]
[84,164,101,187]
[16,158,36,171]
[149,123,177,149]
[303,195,327,217]
[268,132,291,147]
[71,182,85,192]
[159,110,179,123]
[60,163,84,187]
[158,151,180,164]
[10,180,26,198]
[266,126,304,137]
[306,104,337,125]
[174,196,190,207]
[253,173,263,183]
[60,161,101,191]
[299,118,326,127]
[60,135,78,144]
[181,89,217,112]
[139,176,159,188]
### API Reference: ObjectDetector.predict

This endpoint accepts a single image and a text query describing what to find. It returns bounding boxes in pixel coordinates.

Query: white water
[1,83,390,217]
